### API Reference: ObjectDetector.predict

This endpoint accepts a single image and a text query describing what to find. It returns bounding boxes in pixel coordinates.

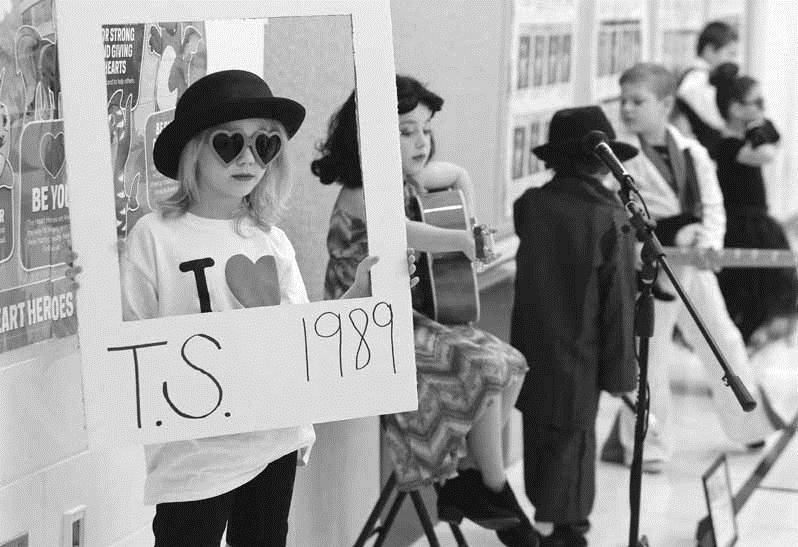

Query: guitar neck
[662,246,798,268]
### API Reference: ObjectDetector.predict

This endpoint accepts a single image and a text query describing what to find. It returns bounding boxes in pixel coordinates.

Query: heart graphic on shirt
[225,254,281,308]
[40,131,65,179]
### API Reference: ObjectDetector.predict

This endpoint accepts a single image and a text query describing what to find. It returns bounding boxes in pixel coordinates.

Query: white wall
[0,337,153,546]
[747,0,798,222]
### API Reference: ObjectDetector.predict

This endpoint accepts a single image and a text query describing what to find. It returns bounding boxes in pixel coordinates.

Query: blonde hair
[619,62,677,99]
[159,119,293,232]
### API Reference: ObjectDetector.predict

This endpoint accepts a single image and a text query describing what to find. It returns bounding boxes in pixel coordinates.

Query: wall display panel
[0,0,77,354]
[58,0,417,448]
[105,21,208,240]
[505,0,576,216]
[705,0,746,68]
[653,0,705,74]
[592,0,648,102]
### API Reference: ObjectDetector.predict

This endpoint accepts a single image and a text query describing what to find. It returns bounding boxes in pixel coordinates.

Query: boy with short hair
[601,62,776,471]
[674,21,739,158]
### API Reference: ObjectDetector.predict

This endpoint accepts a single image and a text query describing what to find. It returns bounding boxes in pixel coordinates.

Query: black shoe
[497,521,541,546]
[436,469,520,530]
[538,524,587,547]
[491,480,540,546]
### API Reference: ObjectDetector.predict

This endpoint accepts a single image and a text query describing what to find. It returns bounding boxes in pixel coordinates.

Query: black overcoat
[511,173,637,431]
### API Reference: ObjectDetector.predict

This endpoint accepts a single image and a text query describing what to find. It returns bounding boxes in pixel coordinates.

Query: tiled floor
[408,341,798,547]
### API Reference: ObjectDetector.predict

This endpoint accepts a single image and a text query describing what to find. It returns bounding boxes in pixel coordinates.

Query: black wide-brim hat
[532,105,638,165]
[153,69,306,180]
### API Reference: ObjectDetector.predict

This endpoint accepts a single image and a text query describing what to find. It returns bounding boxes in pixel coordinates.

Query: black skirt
[717,208,798,343]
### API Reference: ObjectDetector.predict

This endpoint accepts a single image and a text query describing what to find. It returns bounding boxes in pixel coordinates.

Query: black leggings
[152,451,297,547]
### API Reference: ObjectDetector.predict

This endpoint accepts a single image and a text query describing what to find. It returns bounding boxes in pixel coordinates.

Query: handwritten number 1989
[302,301,395,381]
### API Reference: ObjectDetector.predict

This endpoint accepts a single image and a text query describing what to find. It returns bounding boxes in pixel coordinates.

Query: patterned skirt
[383,311,528,491]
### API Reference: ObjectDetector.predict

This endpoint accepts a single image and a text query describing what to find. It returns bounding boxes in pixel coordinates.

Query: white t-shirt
[121,211,315,504]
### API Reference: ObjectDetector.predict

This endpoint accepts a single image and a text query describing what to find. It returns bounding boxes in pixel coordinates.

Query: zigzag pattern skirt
[384,311,529,491]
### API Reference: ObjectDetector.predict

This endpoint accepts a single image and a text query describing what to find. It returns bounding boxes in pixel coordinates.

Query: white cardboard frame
[57,0,416,447]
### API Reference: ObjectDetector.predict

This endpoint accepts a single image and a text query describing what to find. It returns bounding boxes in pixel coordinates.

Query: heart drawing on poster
[225,254,281,308]
[40,131,65,179]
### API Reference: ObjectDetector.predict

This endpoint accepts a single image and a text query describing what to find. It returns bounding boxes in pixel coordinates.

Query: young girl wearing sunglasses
[710,63,797,353]
[117,69,408,546]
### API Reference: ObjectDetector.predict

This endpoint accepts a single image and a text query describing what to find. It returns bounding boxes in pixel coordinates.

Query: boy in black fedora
[510,105,638,546]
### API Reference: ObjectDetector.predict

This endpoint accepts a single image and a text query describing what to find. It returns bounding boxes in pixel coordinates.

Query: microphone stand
[615,176,757,547]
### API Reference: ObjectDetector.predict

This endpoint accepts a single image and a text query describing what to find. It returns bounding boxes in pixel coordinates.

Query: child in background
[314,78,534,546]
[512,106,638,547]
[122,69,396,546]
[709,62,797,351]
[601,63,778,476]
[674,20,739,159]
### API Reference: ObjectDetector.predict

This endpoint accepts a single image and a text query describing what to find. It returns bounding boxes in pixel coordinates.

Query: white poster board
[57,0,417,447]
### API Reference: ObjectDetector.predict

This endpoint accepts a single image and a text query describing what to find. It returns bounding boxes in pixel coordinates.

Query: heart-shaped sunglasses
[208,129,282,167]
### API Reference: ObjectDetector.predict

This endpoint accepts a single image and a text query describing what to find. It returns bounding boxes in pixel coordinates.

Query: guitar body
[408,190,480,324]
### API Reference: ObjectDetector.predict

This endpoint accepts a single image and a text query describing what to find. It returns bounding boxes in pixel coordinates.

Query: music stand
[701,454,738,547]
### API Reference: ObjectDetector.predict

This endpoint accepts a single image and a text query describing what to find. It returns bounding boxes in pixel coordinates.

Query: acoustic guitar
[407,189,493,325]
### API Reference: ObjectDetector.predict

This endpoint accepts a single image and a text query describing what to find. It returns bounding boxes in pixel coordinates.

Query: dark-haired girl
[312,76,536,546]
[710,62,797,351]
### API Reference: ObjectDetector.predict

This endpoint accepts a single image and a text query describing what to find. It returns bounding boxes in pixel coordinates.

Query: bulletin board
[0,0,78,353]
[505,0,577,216]
[705,0,747,68]
[592,0,649,136]
[652,0,705,74]
[57,0,417,447]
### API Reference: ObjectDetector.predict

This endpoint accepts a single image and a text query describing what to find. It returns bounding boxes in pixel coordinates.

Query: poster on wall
[105,21,208,239]
[0,0,77,353]
[654,0,703,74]
[506,0,576,216]
[58,0,416,447]
[592,0,647,102]
[705,0,746,68]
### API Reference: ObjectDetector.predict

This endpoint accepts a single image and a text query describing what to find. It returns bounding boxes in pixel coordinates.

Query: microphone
[581,130,638,192]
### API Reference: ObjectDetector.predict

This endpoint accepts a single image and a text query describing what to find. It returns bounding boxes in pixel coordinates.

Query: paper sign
[57,0,415,447]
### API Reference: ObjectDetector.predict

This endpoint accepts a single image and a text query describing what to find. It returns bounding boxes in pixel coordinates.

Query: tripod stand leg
[409,490,441,547]
[628,337,649,547]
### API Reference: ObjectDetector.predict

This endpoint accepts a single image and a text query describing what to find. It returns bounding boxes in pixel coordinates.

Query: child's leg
[467,394,506,491]
[152,494,233,547]
[676,270,777,443]
[225,450,298,547]
[501,375,524,427]
[457,377,522,473]
[522,415,596,533]
[617,269,687,465]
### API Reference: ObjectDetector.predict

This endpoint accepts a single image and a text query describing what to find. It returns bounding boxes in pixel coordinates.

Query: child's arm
[339,250,419,300]
[409,161,477,221]
[736,142,778,166]
[737,119,780,166]
[406,218,477,261]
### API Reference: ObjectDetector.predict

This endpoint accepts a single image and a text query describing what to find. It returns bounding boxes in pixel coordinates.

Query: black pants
[152,451,297,547]
[522,417,595,524]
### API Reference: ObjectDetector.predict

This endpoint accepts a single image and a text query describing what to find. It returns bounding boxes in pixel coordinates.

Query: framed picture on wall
[512,126,526,179]
[533,34,545,87]
[517,34,531,89]
[547,34,560,85]
[560,34,572,83]
[56,0,417,448]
